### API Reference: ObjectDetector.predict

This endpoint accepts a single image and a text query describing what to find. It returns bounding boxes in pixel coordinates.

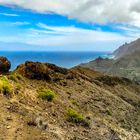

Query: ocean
[0,51,108,70]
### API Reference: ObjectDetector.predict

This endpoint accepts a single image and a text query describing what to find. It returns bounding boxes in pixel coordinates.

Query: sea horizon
[0,51,109,70]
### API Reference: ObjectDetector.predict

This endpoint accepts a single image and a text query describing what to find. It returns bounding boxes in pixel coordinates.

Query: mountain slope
[113,38,140,59]
[109,50,140,81]
[81,50,140,81]
[0,61,140,140]
[80,38,140,82]
[80,57,114,73]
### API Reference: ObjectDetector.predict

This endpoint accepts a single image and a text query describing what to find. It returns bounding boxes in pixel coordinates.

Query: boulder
[0,57,11,73]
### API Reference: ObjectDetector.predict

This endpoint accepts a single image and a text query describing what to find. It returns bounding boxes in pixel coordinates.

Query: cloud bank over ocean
[0,0,140,51]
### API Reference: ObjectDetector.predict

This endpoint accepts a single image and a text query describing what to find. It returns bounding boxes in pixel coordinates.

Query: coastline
[0,51,109,71]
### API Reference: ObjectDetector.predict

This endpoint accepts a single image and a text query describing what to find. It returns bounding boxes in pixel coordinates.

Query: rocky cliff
[113,38,140,59]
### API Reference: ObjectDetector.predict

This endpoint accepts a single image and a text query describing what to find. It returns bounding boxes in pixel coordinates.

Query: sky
[0,0,140,52]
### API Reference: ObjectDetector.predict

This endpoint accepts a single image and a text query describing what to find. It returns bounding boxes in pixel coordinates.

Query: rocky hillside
[108,50,140,81]
[0,60,140,140]
[80,50,140,82]
[80,57,114,73]
[113,38,140,59]
[80,38,140,82]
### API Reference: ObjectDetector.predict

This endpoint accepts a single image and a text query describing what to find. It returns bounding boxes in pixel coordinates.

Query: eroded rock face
[25,61,51,80]
[24,61,68,81]
[0,57,11,73]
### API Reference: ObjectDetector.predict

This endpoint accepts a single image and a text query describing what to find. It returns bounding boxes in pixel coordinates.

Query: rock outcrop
[0,57,11,73]
[16,61,76,82]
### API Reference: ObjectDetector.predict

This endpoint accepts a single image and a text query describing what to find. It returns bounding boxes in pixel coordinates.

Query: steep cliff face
[0,61,140,140]
[113,38,140,59]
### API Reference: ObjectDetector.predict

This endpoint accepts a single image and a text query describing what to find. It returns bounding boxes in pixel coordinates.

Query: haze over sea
[0,51,108,70]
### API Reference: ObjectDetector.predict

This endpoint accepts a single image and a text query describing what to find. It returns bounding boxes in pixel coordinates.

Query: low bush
[66,108,84,123]
[8,75,17,82]
[38,89,56,101]
[66,108,90,127]
[0,76,13,96]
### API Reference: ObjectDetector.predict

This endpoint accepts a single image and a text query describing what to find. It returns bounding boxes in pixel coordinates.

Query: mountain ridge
[80,38,140,82]
[113,38,140,59]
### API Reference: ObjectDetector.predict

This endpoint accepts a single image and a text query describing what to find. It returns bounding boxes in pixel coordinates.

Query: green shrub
[38,89,56,101]
[0,76,13,96]
[66,108,84,123]
[8,75,17,82]
[0,76,8,82]
[2,85,13,96]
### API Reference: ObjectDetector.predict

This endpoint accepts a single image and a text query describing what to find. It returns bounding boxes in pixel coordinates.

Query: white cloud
[0,0,140,25]
[29,23,135,46]
[0,12,19,16]
[9,23,134,51]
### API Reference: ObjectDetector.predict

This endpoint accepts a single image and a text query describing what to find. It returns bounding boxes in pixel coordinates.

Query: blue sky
[0,1,140,52]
